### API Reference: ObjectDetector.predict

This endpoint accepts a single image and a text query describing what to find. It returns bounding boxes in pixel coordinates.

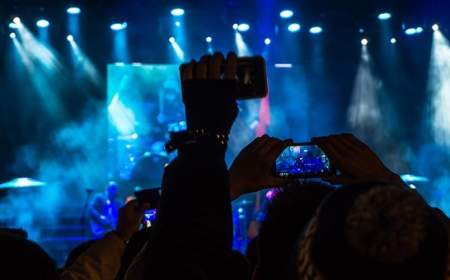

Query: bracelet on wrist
[165,129,228,153]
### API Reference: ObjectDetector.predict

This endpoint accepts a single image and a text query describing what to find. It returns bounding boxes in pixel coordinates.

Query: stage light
[288,23,301,32]
[232,23,239,30]
[361,38,368,46]
[432,24,439,31]
[175,21,181,27]
[110,22,127,31]
[13,17,21,24]
[274,63,292,68]
[171,8,185,16]
[169,36,176,43]
[264,38,271,45]
[9,32,16,39]
[9,22,20,29]
[378,12,391,20]
[67,7,81,14]
[66,34,74,42]
[415,27,424,33]
[238,23,250,32]
[206,36,212,43]
[390,38,397,44]
[309,26,322,34]
[36,19,50,28]
[280,10,294,19]
[405,28,416,35]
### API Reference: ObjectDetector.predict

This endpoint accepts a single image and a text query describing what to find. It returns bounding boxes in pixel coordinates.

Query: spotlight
[9,22,20,29]
[288,23,301,32]
[264,38,271,45]
[432,24,439,31]
[390,37,397,44]
[309,26,323,34]
[280,10,294,19]
[432,24,439,32]
[405,28,416,35]
[36,19,50,28]
[377,12,391,20]
[171,8,185,16]
[175,21,181,27]
[361,38,368,46]
[9,32,16,39]
[415,26,423,33]
[205,36,212,43]
[237,23,250,32]
[110,22,127,31]
[67,7,81,14]
[169,36,176,43]
[232,23,239,30]
[13,17,21,24]
[66,34,74,42]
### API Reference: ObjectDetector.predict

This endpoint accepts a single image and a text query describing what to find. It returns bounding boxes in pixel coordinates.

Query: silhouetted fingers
[182,60,195,81]
[209,52,224,79]
[224,52,238,80]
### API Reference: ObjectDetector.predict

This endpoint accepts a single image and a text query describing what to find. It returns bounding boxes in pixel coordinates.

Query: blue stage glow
[378,12,392,20]
[390,37,397,44]
[206,36,212,43]
[171,8,185,16]
[67,7,81,14]
[238,23,250,32]
[175,21,181,27]
[264,38,271,45]
[110,22,127,31]
[9,32,16,39]
[361,38,368,46]
[432,24,439,32]
[309,26,323,34]
[36,19,50,28]
[169,36,176,43]
[288,23,301,32]
[280,10,294,19]
[416,27,424,33]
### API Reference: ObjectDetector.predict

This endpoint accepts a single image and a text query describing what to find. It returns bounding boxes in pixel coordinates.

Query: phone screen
[274,144,332,178]
[143,209,157,228]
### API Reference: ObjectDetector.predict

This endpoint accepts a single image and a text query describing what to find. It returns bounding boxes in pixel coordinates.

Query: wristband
[165,129,228,153]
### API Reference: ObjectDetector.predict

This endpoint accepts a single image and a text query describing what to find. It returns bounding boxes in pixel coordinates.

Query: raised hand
[229,135,292,199]
[312,133,403,186]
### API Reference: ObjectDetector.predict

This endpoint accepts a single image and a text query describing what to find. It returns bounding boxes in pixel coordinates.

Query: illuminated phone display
[274,144,332,178]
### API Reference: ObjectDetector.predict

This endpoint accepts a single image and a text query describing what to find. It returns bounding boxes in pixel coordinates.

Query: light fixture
[171,8,185,16]
[280,10,294,19]
[378,12,392,20]
[36,19,50,28]
[67,7,81,14]
[288,23,301,32]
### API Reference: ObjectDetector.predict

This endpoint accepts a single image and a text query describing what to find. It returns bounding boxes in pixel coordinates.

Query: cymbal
[400,174,429,183]
[0,177,46,189]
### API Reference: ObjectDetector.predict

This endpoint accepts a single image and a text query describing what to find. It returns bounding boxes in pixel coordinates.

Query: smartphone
[134,188,161,209]
[180,56,268,100]
[233,56,268,100]
[274,143,334,178]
